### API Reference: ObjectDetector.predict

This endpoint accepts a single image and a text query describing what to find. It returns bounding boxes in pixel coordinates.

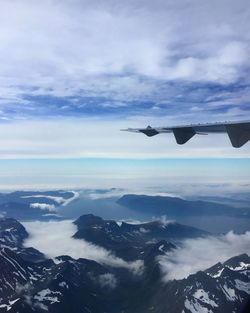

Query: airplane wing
[121,120,250,148]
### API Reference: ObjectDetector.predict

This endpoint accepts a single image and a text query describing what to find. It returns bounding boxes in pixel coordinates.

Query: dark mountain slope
[118,194,250,217]
[0,217,249,313]
[73,214,206,261]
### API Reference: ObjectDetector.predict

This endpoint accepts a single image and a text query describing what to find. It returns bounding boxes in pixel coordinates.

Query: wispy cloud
[0,0,249,177]
[158,231,250,281]
[0,0,249,120]
[0,118,250,160]
[23,220,144,275]
[98,273,118,289]
[30,203,56,212]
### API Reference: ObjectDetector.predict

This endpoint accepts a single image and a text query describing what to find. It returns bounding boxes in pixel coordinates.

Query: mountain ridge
[0,216,249,313]
[118,194,250,218]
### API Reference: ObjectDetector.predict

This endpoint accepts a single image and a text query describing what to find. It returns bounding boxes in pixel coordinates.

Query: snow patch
[234,279,250,294]
[193,289,218,307]
[0,298,20,311]
[221,284,237,301]
[227,262,250,271]
[158,245,164,252]
[210,268,224,278]
[184,298,213,313]
[59,281,69,289]
[34,289,61,304]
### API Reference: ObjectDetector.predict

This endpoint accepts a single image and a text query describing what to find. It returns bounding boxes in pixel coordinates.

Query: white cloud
[30,203,56,211]
[98,273,117,289]
[0,118,249,160]
[0,0,249,104]
[0,117,249,191]
[0,211,6,218]
[158,215,175,226]
[87,189,185,200]
[0,0,249,192]
[0,1,249,161]
[23,192,79,206]
[158,231,250,281]
[23,220,144,275]
[23,195,65,204]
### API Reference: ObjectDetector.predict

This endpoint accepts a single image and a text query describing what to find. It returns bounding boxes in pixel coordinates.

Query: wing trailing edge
[121,121,250,148]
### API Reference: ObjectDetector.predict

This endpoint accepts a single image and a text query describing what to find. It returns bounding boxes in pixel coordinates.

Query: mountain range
[0,215,249,313]
[1,190,250,222]
[118,194,250,218]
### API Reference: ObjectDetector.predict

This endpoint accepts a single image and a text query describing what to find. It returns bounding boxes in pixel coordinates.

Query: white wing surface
[121,120,250,148]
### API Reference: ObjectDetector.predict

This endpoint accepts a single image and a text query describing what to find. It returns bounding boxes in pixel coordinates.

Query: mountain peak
[223,253,250,270]
[0,217,28,247]
[74,214,104,228]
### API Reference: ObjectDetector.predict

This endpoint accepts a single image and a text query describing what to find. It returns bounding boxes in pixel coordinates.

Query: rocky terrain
[0,215,250,312]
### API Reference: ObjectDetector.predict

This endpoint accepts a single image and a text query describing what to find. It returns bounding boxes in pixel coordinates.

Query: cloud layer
[158,231,250,281]
[0,118,250,160]
[23,220,143,274]
[0,0,249,121]
[0,1,249,171]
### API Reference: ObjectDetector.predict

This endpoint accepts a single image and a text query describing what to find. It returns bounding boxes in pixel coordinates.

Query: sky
[0,0,250,190]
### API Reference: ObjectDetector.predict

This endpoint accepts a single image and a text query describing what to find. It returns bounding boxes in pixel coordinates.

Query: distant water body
[174,216,250,234]
[60,196,250,234]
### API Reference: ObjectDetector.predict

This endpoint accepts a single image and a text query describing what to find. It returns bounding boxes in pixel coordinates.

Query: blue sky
[0,0,249,190]
[1,0,250,124]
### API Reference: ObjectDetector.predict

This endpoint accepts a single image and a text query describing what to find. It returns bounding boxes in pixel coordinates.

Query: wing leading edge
[121,121,250,148]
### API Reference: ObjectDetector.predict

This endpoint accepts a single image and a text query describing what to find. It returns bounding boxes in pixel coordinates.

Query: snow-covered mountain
[73,214,207,261]
[0,216,249,313]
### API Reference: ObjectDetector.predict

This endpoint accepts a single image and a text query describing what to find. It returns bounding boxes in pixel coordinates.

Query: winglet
[173,127,196,144]
[226,124,250,148]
